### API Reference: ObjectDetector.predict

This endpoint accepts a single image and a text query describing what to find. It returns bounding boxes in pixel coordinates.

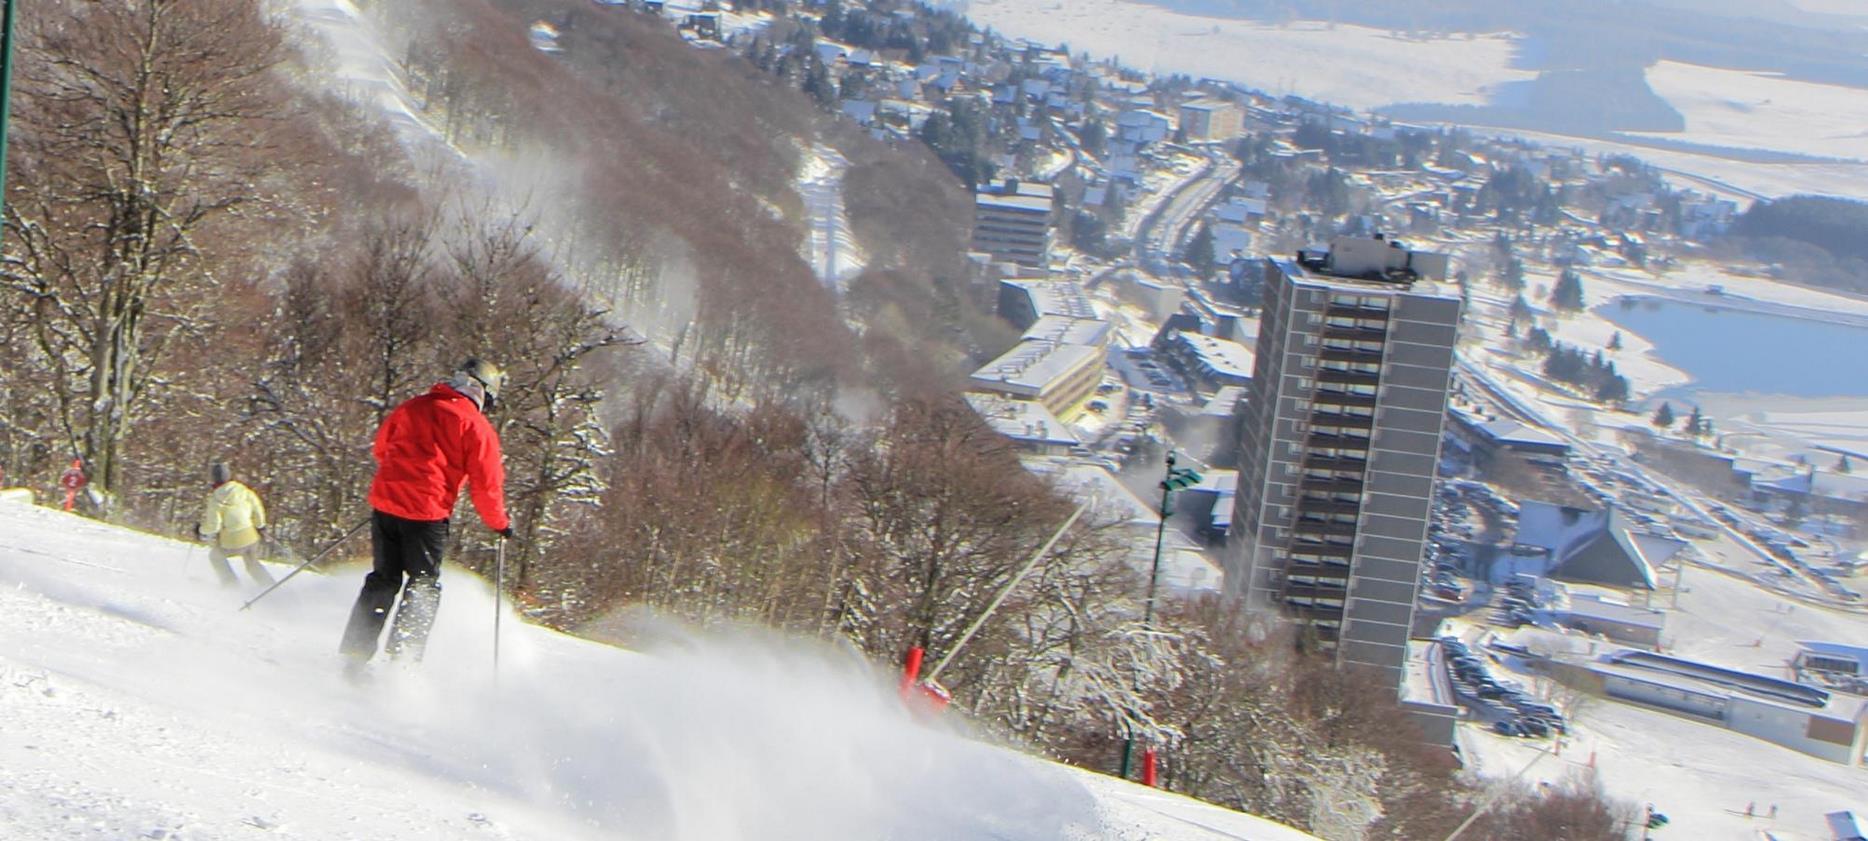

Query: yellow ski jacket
[200,481,266,551]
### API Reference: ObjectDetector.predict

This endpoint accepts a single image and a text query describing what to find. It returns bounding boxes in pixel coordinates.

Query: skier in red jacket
[340,358,511,675]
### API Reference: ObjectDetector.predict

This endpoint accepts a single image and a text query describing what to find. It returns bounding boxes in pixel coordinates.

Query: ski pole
[238,519,369,611]
[493,538,505,676]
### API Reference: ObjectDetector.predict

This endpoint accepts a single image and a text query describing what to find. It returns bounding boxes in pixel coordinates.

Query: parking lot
[1438,633,1568,740]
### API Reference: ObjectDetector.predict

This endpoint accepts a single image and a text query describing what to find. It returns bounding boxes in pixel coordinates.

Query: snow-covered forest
[0,1,1629,837]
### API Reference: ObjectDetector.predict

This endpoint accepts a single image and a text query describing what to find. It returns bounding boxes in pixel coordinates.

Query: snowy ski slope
[0,499,1319,840]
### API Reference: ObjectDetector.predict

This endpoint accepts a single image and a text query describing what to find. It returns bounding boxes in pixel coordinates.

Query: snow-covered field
[1456,559,1868,841]
[0,499,1319,840]
[960,0,1533,111]
[1628,61,1868,163]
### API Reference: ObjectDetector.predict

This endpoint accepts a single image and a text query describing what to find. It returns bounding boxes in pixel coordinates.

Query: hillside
[0,497,1321,841]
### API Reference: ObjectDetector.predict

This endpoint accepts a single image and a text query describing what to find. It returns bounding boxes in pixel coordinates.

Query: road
[1129,150,1238,270]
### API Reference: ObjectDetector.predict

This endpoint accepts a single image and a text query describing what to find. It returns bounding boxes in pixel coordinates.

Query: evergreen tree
[1509,294,1534,324]
[1685,406,1705,437]
[1840,454,1853,473]
[1608,331,1623,351]
[1549,268,1586,312]
[1499,256,1526,292]
[1184,222,1216,279]
[1652,402,1675,429]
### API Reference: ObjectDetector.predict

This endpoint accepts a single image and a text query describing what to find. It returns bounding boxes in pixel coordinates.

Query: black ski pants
[339,510,449,663]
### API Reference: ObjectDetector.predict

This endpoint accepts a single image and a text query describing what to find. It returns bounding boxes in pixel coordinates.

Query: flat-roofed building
[964,393,1081,456]
[1544,649,1868,766]
[1178,99,1244,142]
[1021,314,1112,350]
[998,279,1097,329]
[1227,235,1461,689]
[972,180,1055,268]
[969,340,1104,418]
[1158,330,1255,391]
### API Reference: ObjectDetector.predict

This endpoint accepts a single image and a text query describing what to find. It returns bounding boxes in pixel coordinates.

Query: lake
[1599,298,1868,398]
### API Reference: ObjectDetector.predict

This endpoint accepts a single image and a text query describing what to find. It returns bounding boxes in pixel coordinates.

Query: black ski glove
[498,527,514,540]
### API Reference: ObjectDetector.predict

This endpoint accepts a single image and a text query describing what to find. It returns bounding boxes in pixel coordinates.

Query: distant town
[556,0,1868,830]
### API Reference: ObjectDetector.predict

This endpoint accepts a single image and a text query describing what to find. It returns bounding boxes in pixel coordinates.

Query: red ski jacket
[367,383,510,532]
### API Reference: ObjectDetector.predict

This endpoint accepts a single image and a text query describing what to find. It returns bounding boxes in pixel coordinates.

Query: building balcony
[1320,346,1384,364]
[1293,518,1358,538]
[1300,451,1368,472]
[1310,411,1375,430]
[1289,539,1354,559]
[1313,389,1378,409]
[1325,303,1390,321]
[1296,497,1361,517]
[1316,367,1380,386]
[1283,601,1348,622]
[1284,562,1352,583]
[1299,474,1366,494]
[1321,323,1387,342]
[1305,431,1372,451]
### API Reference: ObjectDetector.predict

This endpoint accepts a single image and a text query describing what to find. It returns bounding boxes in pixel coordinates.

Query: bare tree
[2,0,286,501]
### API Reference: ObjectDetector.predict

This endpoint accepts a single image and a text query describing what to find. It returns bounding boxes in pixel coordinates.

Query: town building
[1156,330,1255,391]
[963,393,1081,457]
[1794,641,1868,695]
[1509,501,1686,590]
[1403,640,1461,746]
[1226,235,1460,687]
[971,180,1055,268]
[1447,411,1572,471]
[968,339,1104,419]
[997,278,1096,329]
[1177,99,1244,142]
[1543,649,1868,766]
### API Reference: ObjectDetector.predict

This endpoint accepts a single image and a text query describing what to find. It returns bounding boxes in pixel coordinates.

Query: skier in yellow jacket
[198,462,277,588]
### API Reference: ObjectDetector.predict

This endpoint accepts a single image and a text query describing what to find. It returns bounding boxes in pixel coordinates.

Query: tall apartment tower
[971,180,1055,268]
[1227,235,1460,686]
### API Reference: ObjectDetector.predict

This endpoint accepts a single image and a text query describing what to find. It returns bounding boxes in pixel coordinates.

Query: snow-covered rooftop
[970,342,1101,396]
[1173,332,1255,381]
[965,393,1081,448]
[1022,314,1112,348]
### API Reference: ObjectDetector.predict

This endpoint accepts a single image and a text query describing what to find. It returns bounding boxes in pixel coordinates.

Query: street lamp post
[1119,451,1201,781]
[0,0,16,251]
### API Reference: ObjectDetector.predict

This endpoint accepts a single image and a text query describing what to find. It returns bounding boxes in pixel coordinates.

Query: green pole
[0,0,16,251]
[1121,451,1179,780]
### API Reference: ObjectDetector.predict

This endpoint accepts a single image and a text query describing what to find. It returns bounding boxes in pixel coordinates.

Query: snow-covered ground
[1481,127,1868,202]
[1627,61,1868,163]
[1454,558,1868,841]
[795,142,868,294]
[0,498,1319,840]
[960,0,1533,111]
[290,0,460,162]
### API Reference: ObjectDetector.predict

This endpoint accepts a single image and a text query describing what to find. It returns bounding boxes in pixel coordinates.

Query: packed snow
[795,143,869,294]
[959,0,1533,111]
[1628,61,1868,163]
[0,498,1320,840]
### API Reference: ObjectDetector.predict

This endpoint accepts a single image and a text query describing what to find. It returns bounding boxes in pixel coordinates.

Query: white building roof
[1200,385,1247,417]
[1022,314,1110,347]
[969,342,1100,395]
[1006,279,1098,320]
[975,191,1052,214]
[1799,641,1868,669]
[1557,594,1666,631]
[964,393,1080,448]
[1176,332,1255,380]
